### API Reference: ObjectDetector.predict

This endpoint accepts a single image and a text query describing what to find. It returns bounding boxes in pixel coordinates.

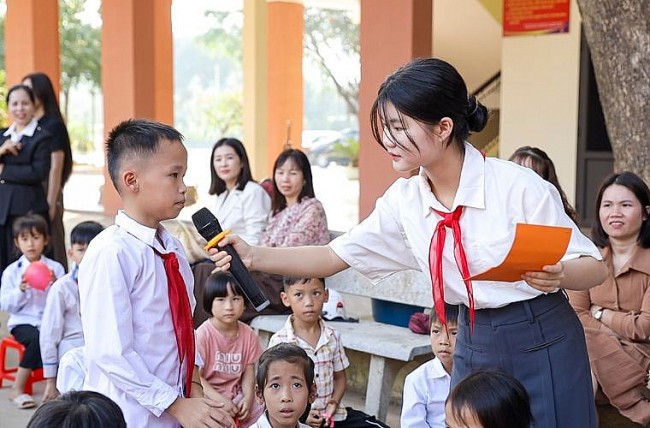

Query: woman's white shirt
[330,142,601,309]
[211,181,271,245]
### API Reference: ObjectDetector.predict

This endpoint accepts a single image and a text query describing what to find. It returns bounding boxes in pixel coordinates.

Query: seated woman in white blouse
[208,138,271,245]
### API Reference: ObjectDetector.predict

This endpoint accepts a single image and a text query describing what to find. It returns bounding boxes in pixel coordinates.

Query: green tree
[59,0,101,120]
[304,8,360,117]
[197,10,243,62]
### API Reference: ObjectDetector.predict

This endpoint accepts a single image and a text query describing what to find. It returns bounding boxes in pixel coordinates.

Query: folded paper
[469,223,572,282]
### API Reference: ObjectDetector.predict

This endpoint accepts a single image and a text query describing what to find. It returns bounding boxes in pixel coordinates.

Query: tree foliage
[59,0,101,119]
[304,8,360,117]
[197,10,243,62]
[576,0,650,183]
[196,6,360,131]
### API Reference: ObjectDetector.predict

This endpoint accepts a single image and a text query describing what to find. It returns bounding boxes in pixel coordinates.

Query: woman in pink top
[196,272,264,427]
[262,149,329,247]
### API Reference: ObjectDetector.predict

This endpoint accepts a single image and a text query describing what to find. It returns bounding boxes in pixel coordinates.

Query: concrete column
[358,0,432,220]
[243,0,269,180]
[101,0,174,215]
[4,0,60,90]
[266,0,303,174]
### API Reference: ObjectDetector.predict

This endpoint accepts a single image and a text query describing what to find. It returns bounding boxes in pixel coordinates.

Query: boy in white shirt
[40,220,104,402]
[78,119,234,428]
[401,304,458,428]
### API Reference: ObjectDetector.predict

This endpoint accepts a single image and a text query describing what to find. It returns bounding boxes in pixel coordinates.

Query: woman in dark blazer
[22,72,73,270]
[0,84,52,277]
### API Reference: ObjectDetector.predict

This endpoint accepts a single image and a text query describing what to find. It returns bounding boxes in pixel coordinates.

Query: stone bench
[250,314,432,422]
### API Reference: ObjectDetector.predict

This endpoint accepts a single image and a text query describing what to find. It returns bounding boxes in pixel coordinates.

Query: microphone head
[191,208,223,242]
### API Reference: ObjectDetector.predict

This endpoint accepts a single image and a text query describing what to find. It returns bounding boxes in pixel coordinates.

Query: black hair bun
[466,95,489,133]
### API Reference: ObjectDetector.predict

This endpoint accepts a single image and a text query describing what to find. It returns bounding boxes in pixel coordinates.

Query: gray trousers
[453,292,597,428]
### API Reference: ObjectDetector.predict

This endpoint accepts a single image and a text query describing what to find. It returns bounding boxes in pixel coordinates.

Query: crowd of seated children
[268,275,389,428]
[0,214,65,409]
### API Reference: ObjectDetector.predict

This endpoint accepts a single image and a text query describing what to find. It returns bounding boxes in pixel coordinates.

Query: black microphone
[191,208,270,312]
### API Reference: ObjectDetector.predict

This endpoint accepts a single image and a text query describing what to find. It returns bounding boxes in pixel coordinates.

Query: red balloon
[24,261,52,291]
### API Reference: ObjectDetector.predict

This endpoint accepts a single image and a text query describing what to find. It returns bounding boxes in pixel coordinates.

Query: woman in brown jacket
[568,171,650,425]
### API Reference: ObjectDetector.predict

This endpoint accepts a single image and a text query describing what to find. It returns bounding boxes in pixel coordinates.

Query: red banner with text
[503,0,570,36]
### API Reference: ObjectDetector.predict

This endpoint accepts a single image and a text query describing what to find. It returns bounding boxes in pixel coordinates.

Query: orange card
[469,223,572,282]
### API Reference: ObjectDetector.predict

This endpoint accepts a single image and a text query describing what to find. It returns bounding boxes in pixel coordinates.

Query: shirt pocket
[469,231,514,274]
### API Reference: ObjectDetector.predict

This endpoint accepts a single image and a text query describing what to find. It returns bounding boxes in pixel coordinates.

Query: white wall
[433,0,502,107]
[499,0,582,203]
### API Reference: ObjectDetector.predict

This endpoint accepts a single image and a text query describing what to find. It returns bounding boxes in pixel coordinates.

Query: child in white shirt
[39,220,104,402]
[0,214,65,409]
[78,119,233,428]
[401,304,458,428]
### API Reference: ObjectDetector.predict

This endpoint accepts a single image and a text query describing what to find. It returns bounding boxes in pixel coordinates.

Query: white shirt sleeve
[0,264,28,313]
[40,280,68,378]
[79,244,178,416]
[240,183,271,245]
[329,181,420,283]
[401,371,430,428]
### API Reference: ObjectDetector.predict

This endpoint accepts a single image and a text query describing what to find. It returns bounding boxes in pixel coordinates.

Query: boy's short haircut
[26,390,127,428]
[282,276,326,292]
[429,304,459,329]
[256,343,315,392]
[70,221,105,246]
[106,119,184,191]
[12,214,49,239]
[202,271,246,313]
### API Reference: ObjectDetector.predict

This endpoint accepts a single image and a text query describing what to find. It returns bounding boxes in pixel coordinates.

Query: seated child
[401,304,459,428]
[78,119,233,428]
[269,276,389,428]
[26,390,127,428]
[251,342,316,428]
[445,370,533,428]
[0,214,65,409]
[40,220,104,402]
[196,272,264,427]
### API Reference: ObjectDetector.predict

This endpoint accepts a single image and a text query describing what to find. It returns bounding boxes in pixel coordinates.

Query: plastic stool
[0,336,45,395]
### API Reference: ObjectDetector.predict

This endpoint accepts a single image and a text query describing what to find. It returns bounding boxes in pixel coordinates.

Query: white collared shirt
[211,181,271,245]
[330,143,602,309]
[78,211,196,428]
[401,357,450,428]
[249,412,311,428]
[0,255,65,330]
[40,266,85,378]
[3,118,39,142]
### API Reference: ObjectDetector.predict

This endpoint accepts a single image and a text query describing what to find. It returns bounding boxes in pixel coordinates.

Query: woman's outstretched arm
[208,234,349,278]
